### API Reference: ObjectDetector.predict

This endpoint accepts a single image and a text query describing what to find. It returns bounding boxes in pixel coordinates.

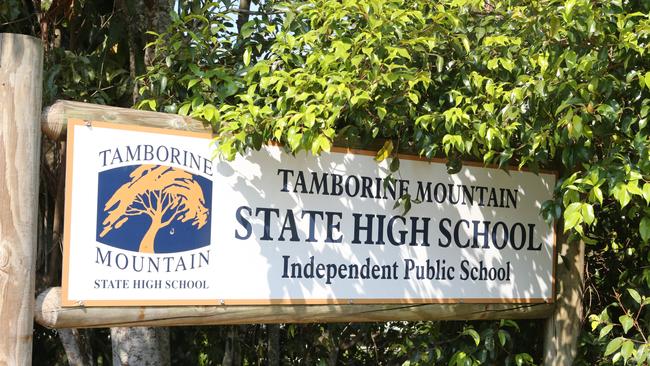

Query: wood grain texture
[41,100,210,140]
[111,327,170,366]
[543,238,585,365]
[0,33,44,366]
[35,287,554,328]
[57,329,94,366]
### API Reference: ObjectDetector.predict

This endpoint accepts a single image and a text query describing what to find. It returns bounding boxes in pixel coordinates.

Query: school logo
[96,164,211,254]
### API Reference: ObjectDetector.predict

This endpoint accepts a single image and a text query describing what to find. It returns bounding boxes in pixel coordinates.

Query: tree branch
[160,208,184,227]
[228,7,283,16]
[133,193,156,216]
[236,0,251,32]
[149,190,162,214]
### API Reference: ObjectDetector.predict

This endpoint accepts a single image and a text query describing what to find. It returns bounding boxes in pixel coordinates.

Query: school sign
[63,119,556,306]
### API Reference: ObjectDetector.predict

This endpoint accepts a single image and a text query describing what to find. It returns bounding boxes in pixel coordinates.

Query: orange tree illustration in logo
[99,165,209,253]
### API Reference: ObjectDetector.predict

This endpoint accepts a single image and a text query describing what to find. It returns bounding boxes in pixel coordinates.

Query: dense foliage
[168,321,542,365]
[4,0,650,364]
[140,0,650,364]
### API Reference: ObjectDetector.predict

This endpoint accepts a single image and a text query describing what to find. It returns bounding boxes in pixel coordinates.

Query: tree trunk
[222,325,242,366]
[144,0,174,67]
[543,237,585,365]
[111,327,170,366]
[108,0,174,360]
[115,0,145,105]
[237,0,251,32]
[59,329,94,366]
[139,217,162,253]
[326,326,339,366]
[327,341,339,366]
[268,324,280,366]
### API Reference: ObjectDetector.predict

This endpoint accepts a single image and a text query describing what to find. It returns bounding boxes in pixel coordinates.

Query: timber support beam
[36,287,555,328]
[41,100,210,141]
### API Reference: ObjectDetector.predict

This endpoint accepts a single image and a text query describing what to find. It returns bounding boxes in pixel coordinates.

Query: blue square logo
[96,165,212,253]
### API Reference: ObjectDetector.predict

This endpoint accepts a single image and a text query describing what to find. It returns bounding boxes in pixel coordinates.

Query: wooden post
[543,237,585,365]
[0,33,44,365]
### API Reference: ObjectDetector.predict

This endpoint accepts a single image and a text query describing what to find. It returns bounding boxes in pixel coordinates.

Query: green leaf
[189,64,203,77]
[628,288,642,304]
[563,211,581,232]
[565,50,577,68]
[395,47,411,60]
[515,353,533,366]
[203,104,216,122]
[313,134,331,154]
[287,129,302,151]
[564,201,582,215]
[188,78,200,89]
[487,58,499,70]
[599,324,614,339]
[590,314,602,330]
[621,339,635,361]
[604,337,625,356]
[240,21,255,38]
[500,319,520,331]
[500,58,514,72]
[463,328,480,346]
[497,330,507,346]
[628,180,644,196]
[390,157,400,172]
[351,91,371,106]
[178,103,191,116]
[377,107,387,121]
[332,40,352,60]
[563,202,583,231]
[590,186,604,205]
[375,140,394,162]
[191,95,203,109]
[619,314,634,334]
[636,343,649,363]
[160,76,168,93]
[436,55,444,73]
[460,35,470,53]
[612,183,632,208]
[581,203,595,225]
[641,217,650,242]
[449,351,468,366]
[643,183,650,203]
[244,47,251,67]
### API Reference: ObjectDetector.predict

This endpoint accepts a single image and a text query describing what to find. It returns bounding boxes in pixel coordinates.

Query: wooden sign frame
[30,100,583,366]
[60,115,556,307]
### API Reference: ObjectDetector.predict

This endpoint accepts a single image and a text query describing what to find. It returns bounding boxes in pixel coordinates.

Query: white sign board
[63,119,556,306]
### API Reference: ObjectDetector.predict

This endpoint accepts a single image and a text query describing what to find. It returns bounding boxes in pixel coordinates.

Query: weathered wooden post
[0,33,44,365]
[543,237,585,365]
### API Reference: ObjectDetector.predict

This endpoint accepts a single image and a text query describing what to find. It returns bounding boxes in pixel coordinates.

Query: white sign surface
[63,119,556,306]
